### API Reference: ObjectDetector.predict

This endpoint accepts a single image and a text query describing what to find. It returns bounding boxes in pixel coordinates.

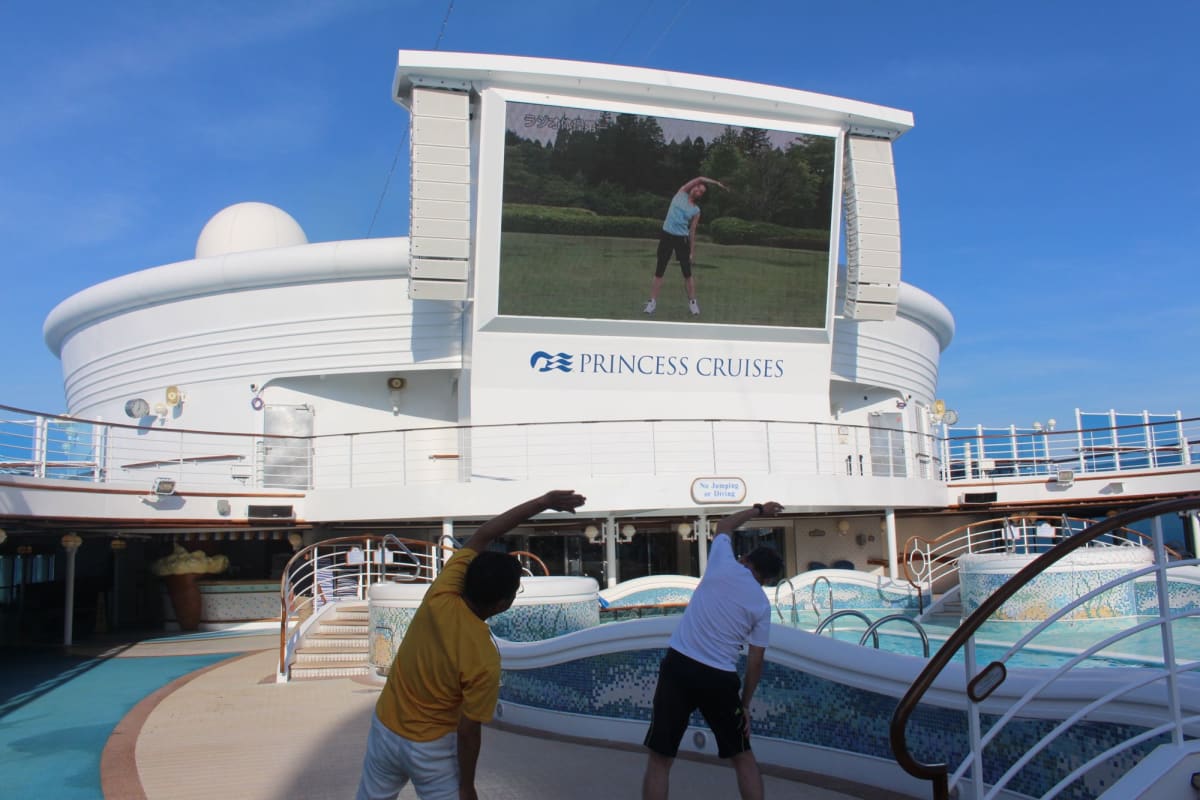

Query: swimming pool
[798,612,1198,668]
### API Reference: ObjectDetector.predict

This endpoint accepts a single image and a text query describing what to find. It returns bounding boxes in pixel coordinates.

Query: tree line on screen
[502,112,834,251]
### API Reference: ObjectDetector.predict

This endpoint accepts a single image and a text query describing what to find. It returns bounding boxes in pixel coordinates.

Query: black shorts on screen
[655,232,693,278]
[643,648,750,759]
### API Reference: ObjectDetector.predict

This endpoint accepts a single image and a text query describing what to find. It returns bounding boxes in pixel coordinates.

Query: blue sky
[2,1,1196,428]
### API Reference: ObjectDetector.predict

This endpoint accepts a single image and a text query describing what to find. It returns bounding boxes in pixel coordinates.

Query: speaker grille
[247,504,294,519]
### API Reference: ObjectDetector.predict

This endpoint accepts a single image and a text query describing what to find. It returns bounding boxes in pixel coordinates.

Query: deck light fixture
[152,477,177,496]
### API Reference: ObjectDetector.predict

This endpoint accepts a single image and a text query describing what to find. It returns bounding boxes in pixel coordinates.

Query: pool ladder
[814,609,930,657]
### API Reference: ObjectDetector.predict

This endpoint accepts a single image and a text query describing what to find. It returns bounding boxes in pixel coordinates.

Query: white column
[604,515,617,588]
[440,519,455,572]
[697,513,709,576]
[61,533,83,646]
[884,508,899,580]
[110,538,127,630]
[1188,512,1200,559]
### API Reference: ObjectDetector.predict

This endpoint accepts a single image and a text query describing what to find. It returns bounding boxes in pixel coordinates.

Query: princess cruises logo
[529,351,573,372]
[528,349,785,380]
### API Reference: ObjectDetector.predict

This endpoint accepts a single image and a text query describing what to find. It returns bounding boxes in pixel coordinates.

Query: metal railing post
[34,416,47,478]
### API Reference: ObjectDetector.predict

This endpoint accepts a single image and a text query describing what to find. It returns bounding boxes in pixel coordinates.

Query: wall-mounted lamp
[678,522,697,542]
[152,477,177,496]
[1052,469,1075,487]
[584,525,603,544]
[619,524,636,543]
[836,519,850,535]
[388,376,407,415]
[930,399,959,426]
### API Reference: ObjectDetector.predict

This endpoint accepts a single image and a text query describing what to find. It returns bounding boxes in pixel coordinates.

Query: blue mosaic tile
[499,646,1167,799]
[490,599,598,642]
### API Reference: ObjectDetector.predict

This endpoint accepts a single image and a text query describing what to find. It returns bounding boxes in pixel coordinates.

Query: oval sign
[690,477,747,504]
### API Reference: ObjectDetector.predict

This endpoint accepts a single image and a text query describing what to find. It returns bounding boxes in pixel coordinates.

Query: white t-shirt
[668,534,771,672]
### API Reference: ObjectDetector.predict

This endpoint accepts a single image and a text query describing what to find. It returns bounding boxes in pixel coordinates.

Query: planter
[164,573,202,631]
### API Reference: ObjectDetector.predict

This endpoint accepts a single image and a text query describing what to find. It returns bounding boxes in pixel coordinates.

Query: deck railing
[943,411,1198,483]
[4,404,1195,494]
[0,403,938,492]
[902,515,1183,599]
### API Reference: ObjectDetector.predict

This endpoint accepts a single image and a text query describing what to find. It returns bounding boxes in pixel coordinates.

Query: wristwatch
[752,503,764,515]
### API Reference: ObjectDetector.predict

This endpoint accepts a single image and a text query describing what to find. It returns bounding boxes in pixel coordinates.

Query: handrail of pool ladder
[860,614,930,657]
[810,575,833,625]
[774,577,798,624]
[889,494,1200,800]
[814,608,878,647]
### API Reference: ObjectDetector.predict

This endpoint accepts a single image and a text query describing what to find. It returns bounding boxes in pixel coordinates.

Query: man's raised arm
[461,490,586,553]
[715,501,783,536]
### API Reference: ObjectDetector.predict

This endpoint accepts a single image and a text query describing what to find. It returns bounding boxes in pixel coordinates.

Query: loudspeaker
[247,504,294,519]
[962,492,998,504]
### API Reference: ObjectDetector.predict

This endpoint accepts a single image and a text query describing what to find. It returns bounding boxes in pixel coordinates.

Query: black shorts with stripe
[643,648,750,759]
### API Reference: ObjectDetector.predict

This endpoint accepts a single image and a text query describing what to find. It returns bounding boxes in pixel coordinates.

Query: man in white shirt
[1003,517,1025,554]
[1035,518,1056,552]
[642,501,785,800]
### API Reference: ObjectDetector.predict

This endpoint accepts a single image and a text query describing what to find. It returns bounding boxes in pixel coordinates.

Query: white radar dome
[195,202,308,259]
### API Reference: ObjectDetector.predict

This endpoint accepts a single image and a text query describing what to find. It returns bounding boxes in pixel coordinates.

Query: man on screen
[643,176,726,317]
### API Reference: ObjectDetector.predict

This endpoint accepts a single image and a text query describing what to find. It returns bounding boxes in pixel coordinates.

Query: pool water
[795,611,1200,669]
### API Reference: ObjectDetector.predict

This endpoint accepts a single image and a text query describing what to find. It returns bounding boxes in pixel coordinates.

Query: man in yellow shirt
[356,489,586,800]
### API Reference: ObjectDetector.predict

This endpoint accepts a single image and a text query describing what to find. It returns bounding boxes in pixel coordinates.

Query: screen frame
[473,87,845,344]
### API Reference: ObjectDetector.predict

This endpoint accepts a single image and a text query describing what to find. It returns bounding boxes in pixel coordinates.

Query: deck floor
[12,630,907,799]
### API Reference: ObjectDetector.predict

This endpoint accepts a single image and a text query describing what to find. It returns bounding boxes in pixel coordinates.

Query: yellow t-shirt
[375,548,501,741]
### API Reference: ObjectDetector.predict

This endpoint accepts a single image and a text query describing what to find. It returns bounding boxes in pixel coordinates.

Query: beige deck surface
[102,633,903,799]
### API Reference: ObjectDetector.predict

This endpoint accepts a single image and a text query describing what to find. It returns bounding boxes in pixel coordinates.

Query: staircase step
[319,623,369,635]
[306,635,368,648]
[290,664,371,680]
[295,648,368,663]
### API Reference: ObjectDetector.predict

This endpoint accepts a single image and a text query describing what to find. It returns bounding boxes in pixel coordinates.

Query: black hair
[744,546,785,585]
[463,551,522,610]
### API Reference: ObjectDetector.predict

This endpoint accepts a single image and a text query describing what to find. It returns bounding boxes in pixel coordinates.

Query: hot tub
[367,575,600,673]
[959,547,1154,621]
[489,575,600,642]
[367,582,429,672]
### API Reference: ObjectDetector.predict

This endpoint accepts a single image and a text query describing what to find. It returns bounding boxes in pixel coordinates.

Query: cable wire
[367,0,456,237]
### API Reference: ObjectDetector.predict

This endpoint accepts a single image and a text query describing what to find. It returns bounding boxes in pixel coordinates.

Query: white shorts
[356,713,458,800]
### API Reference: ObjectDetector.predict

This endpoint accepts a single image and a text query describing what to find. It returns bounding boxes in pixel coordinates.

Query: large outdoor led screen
[498,100,836,328]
